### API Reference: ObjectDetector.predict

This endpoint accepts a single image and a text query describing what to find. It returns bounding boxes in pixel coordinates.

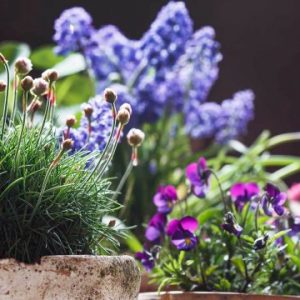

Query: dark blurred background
[1,0,300,155]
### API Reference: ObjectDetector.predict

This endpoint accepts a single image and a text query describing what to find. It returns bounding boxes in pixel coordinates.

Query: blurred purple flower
[53,7,94,55]
[215,90,255,144]
[167,216,198,251]
[230,182,260,211]
[262,183,287,216]
[140,1,193,72]
[184,102,221,139]
[145,213,167,244]
[153,185,177,214]
[186,157,210,198]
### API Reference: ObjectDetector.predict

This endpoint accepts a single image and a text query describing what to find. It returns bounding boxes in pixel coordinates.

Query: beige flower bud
[31,78,48,96]
[62,139,74,151]
[103,88,117,104]
[117,109,130,125]
[66,115,76,128]
[83,104,93,118]
[14,57,32,75]
[127,128,145,147]
[119,103,132,115]
[21,76,33,91]
[42,69,59,82]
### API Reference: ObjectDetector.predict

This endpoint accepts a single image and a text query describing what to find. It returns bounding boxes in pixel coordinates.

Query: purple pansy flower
[230,182,260,211]
[135,249,155,272]
[262,183,287,216]
[145,213,167,244]
[167,216,198,251]
[153,185,177,214]
[221,212,243,237]
[186,157,210,198]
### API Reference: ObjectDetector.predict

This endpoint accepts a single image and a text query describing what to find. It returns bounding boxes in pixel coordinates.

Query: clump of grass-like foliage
[0,54,142,263]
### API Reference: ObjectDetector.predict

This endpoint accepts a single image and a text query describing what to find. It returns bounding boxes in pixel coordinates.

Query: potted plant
[0,54,142,299]
[136,152,300,299]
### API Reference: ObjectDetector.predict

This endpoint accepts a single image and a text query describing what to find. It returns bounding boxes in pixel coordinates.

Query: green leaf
[232,256,246,276]
[53,53,86,77]
[30,45,64,69]
[268,229,291,245]
[290,255,300,271]
[197,207,221,224]
[55,74,95,106]
[124,233,143,252]
[219,278,231,291]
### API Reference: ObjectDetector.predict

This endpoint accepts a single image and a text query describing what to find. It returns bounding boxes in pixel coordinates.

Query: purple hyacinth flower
[167,216,198,251]
[145,213,167,244]
[221,212,243,237]
[153,185,177,214]
[135,249,155,272]
[230,182,260,211]
[186,157,210,198]
[262,183,287,216]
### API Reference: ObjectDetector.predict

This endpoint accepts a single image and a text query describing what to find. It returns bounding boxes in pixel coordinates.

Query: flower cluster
[54,2,255,145]
[60,96,113,154]
[136,155,293,272]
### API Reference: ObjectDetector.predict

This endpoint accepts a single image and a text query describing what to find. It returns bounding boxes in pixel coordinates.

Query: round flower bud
[103,88,117,104]
[0,80,7,92]
[42,69,59,82]
[62,138,74,151]
[21,76,33,91]
[83,104,93,118]
[117,108,130,125]
[66,115,76,128]
[30,100,42,113]
[31,78,48,96]
[119,103,132,115]
[14,57,32,75]
[127,128,145,147]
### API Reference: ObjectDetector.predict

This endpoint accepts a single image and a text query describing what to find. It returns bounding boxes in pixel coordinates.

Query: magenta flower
[167,216,198,251]
[186,157,210,198]
[262,183,287,216]
[221,212,243,237]
[288,183,300,202]
[153,185,177,214]
[230,182,260,211]
[135,249,155,272]
[145,213,167,244]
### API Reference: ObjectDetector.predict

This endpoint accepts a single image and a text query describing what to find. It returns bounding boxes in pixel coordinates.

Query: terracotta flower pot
[138,292,300,300]
[0,255,141,300]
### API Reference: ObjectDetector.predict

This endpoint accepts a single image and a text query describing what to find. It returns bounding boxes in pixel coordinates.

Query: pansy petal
[265,183,279,198]
[193,184,206,198]
[276,192,287,206]
[274,205,284,216]
[180,216,199,233]
[145,226,161,242]
[164,185,177,200]
[230,183,245,199]
[198,157,207,170]
[186,163,200,185]
[245,182,260,197]
[262,196,273,216]
[166,219,180,236]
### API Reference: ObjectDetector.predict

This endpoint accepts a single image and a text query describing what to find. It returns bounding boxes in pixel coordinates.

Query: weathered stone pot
[138,292,300,300]
[0,255,140,300]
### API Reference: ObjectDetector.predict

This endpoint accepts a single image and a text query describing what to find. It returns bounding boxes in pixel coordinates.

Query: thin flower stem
[209,169,227,212]
[117,161,134,215]
[14,91,28,163]
[83,103,116,186]
[1,57,10,140]
[10,73,18,127]
[96,123,123,181]
[195,245,207,289]
[36,98,49,146]
[255,200,261,233]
